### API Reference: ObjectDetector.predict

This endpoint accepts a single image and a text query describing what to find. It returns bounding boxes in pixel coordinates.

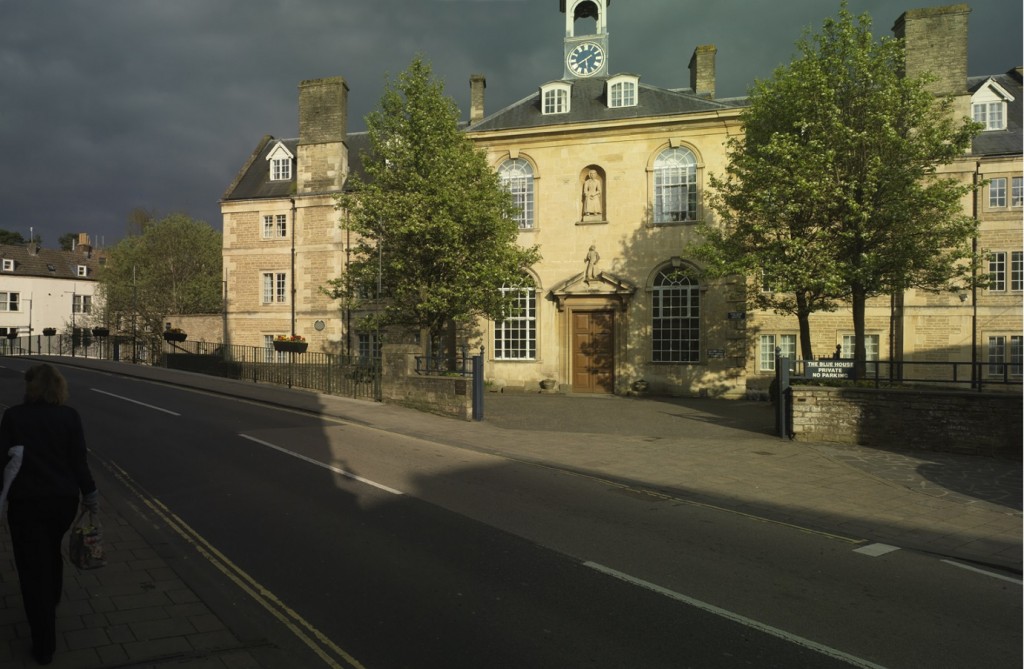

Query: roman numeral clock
[567,41,606,77]
[562,0,610,80]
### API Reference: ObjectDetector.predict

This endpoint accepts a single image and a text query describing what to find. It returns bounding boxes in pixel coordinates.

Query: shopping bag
[69,510,105,569]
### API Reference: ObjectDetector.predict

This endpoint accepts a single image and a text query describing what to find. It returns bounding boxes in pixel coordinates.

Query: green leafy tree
[328,56,540,365]
[99,214,222,337]
[58,233,77,251]
[0,229,27,245]
[692,2,980,373]
[0,230,41,245]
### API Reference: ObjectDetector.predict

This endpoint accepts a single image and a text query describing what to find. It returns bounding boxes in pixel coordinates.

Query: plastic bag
[69,511,105,569]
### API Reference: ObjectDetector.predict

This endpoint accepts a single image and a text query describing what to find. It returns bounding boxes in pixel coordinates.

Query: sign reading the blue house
[805,360,855,379]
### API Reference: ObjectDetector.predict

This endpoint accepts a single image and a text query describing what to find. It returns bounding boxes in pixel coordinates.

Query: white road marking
[584,561,889,669]
[239,434,404,496]
[941,559,1023,585]
[91,388,181,415]
[853,543,901,557]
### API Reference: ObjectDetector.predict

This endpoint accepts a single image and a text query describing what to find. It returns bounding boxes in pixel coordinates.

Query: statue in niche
[582,169,603,218]
[584,245,600,283]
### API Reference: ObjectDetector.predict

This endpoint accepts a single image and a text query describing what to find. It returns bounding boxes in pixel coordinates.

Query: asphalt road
[2,360,1020,668]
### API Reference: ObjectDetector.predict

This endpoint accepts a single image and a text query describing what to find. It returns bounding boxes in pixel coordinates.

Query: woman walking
[1,363,98,666]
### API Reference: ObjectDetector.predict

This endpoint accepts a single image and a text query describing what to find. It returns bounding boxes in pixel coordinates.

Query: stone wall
[790,385,1022,459]
[380,343,473,420]
[163,314,224,344]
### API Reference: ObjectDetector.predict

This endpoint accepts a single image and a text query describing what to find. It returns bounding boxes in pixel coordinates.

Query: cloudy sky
[2,0,1020,248]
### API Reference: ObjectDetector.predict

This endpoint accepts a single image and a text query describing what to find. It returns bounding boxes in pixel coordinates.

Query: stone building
[0,234,104,338]
[220,1,1021,394]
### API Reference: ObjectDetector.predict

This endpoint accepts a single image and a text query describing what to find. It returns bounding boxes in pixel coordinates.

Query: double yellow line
[100,456,366,669]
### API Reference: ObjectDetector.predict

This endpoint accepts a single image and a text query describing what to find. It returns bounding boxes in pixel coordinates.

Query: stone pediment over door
[549,271,636,311]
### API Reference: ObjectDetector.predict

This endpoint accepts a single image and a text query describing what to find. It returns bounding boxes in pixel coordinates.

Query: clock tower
[562,0,609,79]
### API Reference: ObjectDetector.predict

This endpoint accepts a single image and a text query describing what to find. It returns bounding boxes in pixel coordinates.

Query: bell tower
[562,0,610,79]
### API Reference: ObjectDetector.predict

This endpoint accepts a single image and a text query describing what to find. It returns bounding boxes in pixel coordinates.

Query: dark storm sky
[1,0,1019,247]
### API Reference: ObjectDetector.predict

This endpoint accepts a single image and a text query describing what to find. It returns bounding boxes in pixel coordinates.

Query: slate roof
[222,132,371,202]
[0,244,103,281]
[969,68,1023,158]
[468,76,747,133]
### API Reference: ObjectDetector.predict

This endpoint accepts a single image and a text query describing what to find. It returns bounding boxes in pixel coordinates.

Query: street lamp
[21,296,32,355]
[64,287,80,357]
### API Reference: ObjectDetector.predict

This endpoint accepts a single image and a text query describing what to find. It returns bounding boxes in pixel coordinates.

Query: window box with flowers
[163,328,187,342]
[42,327,57,337]
[273,334,308,353]
[92,327,110,337]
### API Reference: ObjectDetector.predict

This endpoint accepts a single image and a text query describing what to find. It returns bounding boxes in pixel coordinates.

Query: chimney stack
[470,74,486,125]
[297,76,349,193]
[689,45,717,99]
[893,4,970,97]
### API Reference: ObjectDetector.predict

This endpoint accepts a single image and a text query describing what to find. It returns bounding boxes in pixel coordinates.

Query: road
[1,359,1020,668]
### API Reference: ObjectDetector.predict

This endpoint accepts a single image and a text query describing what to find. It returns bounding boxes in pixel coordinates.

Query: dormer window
[608,75,639,108]
[77,265,88,277]
[540,82,572,115]
[266,141,295,181]
[971,78,1013,131]
[1,259,12,272]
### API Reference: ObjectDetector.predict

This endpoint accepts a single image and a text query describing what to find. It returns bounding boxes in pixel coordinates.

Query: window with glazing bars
[989,177,1007,207]
[989,252,1006,291]
[759,334,797,371]
[499,159,534,229]
[263,214,287,238]
[494,285,536,360]
[652,270,699,362]
[262,272,287,303]
[654,148,697,222]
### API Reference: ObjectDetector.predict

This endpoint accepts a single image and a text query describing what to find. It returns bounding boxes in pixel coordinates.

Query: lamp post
[71,289,77,358]
[971,162,980,388]
[22,297,32,355]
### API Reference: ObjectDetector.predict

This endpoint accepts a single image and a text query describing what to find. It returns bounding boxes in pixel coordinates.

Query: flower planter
[42,328,57,337]
[92,327,110,337]
[163,332,187,342]
[273,340,308,353]
[5,331,17,340]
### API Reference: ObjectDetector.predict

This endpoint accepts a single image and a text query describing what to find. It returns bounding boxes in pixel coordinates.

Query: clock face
[567,42,605,77]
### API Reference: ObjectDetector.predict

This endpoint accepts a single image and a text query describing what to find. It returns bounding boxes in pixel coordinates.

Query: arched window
[495,278,537,360]
[651,268,699,362]
[498,158,534,230]
[654,147,697,223]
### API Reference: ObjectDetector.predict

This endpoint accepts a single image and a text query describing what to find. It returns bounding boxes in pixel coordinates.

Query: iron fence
[161,340,381,401]
[1,335,381,401]
[788,357,1022,391]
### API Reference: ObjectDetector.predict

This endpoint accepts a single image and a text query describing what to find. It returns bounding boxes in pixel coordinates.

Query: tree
[58,233,77,251]
[328,56,539,365]
[127,207,156,237]
[0,229,41,245]
[691,2,980,374]
[0,229,27,245]
[99,214,222,337]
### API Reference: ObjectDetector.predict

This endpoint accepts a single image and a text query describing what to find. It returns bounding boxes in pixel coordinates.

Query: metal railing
[415,343,475,376]
[1,335,381,402]
[788,357,1022,391]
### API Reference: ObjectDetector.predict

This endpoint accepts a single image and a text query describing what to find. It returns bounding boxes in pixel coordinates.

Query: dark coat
[1,402,97,501]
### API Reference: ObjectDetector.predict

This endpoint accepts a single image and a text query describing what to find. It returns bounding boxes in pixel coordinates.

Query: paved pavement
[1,357,1021,667]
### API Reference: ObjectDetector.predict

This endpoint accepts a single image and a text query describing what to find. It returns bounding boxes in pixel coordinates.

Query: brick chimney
[470,74,486,125]
[76,233,92,257]
[689,45,717,99]
[892,4,970,97]
[297,76,349,194]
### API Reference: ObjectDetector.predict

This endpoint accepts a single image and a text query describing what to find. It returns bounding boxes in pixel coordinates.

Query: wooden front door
[572,311,614,393]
